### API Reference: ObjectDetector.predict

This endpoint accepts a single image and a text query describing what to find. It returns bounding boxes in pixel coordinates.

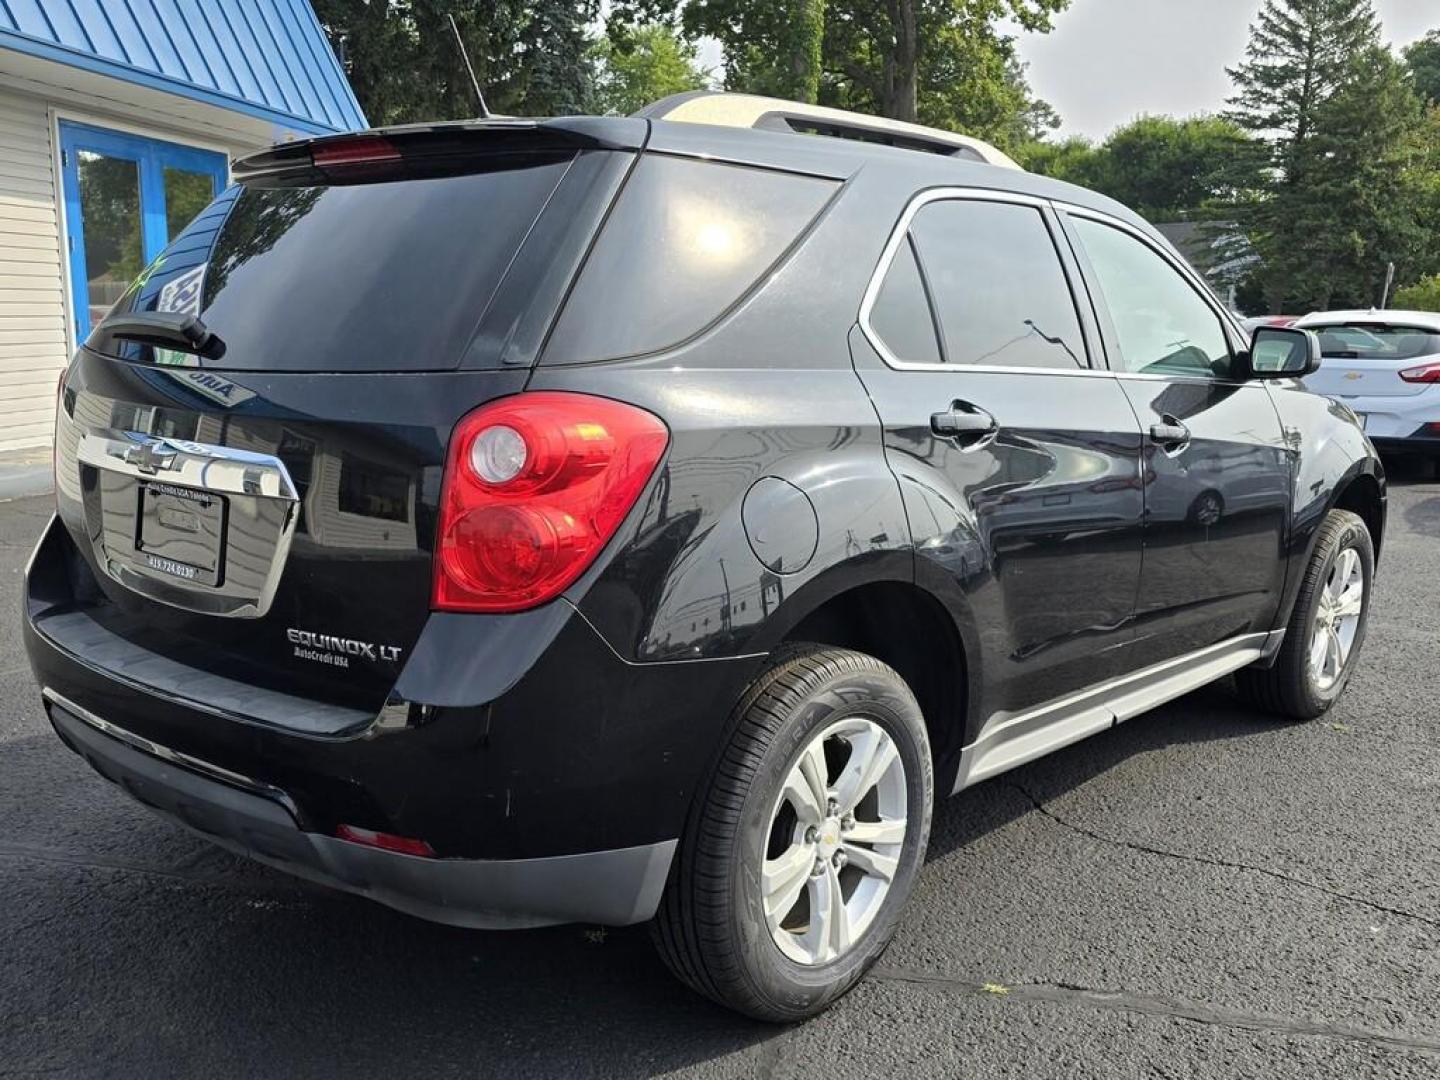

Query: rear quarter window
[541,155,837,365]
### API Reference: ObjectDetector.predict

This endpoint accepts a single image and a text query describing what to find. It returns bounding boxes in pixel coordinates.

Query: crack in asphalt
[871,967,1440,1056]
[1008,782,1440,932]
[0,840,311,898]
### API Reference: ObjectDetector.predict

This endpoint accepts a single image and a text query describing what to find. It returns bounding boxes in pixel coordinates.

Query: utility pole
[1378,261,1395,309]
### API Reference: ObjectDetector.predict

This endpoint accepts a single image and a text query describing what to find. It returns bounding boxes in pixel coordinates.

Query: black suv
[25,92,1384,1021]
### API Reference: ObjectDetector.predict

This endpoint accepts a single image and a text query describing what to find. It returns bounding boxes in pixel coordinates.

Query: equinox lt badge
[286,628,402,668]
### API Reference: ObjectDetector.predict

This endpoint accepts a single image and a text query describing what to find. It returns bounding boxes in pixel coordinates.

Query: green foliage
[646,0,1066,144]
[1019,116,1265,221]
[1014,135,1099,184]
[1405,30,1440,107]
[1096,116,1265,218]
[313,1,597,124]
[1224,0,1436,311]
[1394,273,1440,311]
[591,25,710,116]
[1226,0,1379,145]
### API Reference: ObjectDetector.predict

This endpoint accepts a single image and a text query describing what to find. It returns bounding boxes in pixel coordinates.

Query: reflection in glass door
[59,122,228,339]
[74,151,144,330]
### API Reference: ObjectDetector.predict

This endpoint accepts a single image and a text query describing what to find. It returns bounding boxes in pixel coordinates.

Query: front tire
[653,645,933,1021]
[1237,509,1374,719]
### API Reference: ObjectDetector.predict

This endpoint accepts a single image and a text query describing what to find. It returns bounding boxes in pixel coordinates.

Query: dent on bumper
[47,693,677,929]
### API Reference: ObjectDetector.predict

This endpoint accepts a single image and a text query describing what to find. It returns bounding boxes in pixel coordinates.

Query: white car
[1291,310,1440,462]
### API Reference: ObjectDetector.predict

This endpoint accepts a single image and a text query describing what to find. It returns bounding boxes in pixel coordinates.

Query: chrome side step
[952,630,1284,793]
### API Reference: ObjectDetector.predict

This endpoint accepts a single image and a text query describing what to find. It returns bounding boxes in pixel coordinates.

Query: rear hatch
[1303,323,1440,399]
[49,121,643,726]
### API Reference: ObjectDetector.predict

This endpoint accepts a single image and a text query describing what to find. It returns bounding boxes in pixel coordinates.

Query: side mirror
[1244,326,1321,379]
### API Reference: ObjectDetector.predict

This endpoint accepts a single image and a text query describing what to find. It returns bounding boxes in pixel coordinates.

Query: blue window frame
[59,121,228,340]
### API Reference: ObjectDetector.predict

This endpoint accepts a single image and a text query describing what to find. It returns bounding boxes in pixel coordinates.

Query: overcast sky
[1013,0,1436,141]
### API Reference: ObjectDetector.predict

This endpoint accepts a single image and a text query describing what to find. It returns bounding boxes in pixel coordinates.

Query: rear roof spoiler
[234,117,649,183]
[637,91,1020,170]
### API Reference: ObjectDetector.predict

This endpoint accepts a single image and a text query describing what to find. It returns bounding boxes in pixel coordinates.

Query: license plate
[136,482,225,586]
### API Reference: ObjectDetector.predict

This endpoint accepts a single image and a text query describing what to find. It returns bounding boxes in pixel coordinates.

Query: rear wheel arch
[768,577,974,790]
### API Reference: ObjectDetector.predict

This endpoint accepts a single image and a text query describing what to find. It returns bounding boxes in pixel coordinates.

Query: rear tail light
[1398,361,1440,384]
[432,392,669,613]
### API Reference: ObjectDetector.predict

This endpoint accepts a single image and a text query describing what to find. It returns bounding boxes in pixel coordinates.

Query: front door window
[59,122,228,340]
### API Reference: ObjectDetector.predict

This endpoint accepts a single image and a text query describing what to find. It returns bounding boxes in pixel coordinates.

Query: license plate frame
[136,481,226,587]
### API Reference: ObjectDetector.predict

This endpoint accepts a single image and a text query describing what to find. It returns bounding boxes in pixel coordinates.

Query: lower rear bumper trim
[47,695,677,929]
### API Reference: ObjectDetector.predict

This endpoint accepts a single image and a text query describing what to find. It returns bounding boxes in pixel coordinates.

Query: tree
[313,1,599,125]
[1226,0,1379,147]
[1221,0,1411,312]
[1097,116,1264,219]
[1019,116,1265,221]
[592,25,710,116]
[1294,46,1428,307]
[1015,135,1101,186]
[1394,273,1440,311]
[1406,30,1440,107]
[618,0,1065,139]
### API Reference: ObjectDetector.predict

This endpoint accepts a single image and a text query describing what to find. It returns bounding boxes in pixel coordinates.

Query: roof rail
[637,91,1020,170]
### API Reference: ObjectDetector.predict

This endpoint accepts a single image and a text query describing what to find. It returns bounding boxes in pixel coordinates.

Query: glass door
[59,122,229,340]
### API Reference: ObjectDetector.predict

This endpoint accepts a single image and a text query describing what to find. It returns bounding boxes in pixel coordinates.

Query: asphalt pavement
[2,462,1438,1079]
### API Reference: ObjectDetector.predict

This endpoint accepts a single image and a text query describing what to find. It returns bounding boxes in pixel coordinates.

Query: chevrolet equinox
[24,92,1385,1021]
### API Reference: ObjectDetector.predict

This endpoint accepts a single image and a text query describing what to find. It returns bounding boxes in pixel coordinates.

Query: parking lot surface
[3,463,1438,1079]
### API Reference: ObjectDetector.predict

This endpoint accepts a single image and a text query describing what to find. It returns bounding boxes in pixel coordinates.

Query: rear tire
[652,645,933,1022]
[1236,509,1373,720]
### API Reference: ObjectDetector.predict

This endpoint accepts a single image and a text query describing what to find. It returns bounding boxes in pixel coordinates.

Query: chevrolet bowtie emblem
[123,439,179,475]
[1343,372,1364,380]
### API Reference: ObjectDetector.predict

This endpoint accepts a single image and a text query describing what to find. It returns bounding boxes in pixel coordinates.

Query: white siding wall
[0,88,67,452]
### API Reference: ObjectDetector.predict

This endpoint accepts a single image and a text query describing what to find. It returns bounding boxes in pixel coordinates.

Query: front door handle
[931,401,998,443]
[1149,416,1191,449]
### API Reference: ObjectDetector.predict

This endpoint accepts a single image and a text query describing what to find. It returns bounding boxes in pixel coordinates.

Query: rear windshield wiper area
[89,311,225,361]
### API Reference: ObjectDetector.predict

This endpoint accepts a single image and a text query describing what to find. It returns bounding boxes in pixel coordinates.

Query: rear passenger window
[868,236,942,366]
[543,155,837,364]
[878,200,1085,370]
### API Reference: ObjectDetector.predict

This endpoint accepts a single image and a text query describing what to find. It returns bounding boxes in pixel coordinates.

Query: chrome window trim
[857,186,1111,377]
[857,188,1256,383]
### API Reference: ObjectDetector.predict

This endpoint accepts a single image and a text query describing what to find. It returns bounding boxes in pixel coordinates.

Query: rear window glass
[1311,325,1440,361]
[542,155,837,365]
[99,158,573,372]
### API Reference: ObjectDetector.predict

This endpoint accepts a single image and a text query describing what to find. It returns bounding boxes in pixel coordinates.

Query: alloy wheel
[1309,546,1364,691]
[761,717,908,966]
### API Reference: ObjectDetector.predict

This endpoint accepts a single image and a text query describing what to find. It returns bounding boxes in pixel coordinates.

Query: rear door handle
[931,401,998,443]
[1149,416,1191,449]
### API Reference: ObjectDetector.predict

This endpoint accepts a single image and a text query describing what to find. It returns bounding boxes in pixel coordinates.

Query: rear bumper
[1367,429,1440,455]
[26,513,765,925]
[46,689,676,928]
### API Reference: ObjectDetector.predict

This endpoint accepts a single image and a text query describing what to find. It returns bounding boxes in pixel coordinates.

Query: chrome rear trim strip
[41,686,297,813]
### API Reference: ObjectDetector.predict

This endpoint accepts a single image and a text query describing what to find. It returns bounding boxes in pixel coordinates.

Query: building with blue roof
[0,0,365,451]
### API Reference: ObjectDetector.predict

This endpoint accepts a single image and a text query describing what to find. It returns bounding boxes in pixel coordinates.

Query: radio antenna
[447,13,490,118]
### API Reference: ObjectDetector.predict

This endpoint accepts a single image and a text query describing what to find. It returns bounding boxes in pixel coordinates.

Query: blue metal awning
[0,0,366,135]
